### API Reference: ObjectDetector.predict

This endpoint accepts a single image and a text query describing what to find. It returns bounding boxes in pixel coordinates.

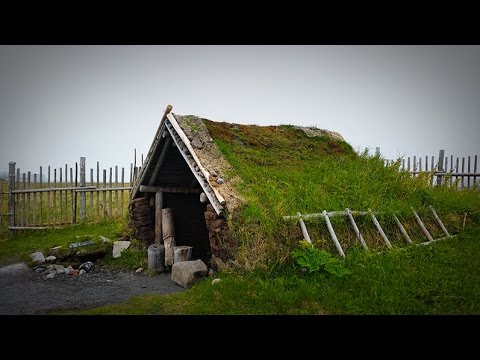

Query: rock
[69,270,79,276]
[210,171,218,177]
[171,259,208,288]
[208,268,215,277]
[30,252,45,264]
[194,166,200,172]
[216,178,225,185]
[212,278,222,285]
[67,265,73,269]
[191,137,204,149]
[79,261,94,273]
[199,192,208,203]
[45,255,57,263]
[46,272,56,279]
[113,241,131,258]
[64,268,71,275]
[56,267,65,274]
[35,267,45,273]
[135,268,144,274]
[46,265,55,270]
[100,236,111,243]
[79,269,86,275]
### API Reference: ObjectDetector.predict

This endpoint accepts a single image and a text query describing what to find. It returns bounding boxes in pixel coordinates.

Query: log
[148,244,165,273]
[174,246,193,263]
[140,185,201,194]
[162,208,176,266]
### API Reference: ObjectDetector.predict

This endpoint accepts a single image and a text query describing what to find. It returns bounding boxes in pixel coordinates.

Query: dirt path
[0,263,184,314]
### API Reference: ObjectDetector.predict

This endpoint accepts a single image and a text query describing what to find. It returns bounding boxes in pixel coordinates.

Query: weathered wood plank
[53,170,56,226]
[26,171,30,226]
[148,137,172,186]
[436,149,444,186]
[474,155,478,189]
[12,186,97,194]
[121,167,125,218]
[109,167,113,218]
[369,210,392,248]
[59,168,62,224]
[393,215,413,244]
[103,169,107,219]
[47,166,50,226]
[155,191,163,244]
[467,156,471,189]
[90,168,94,221]
[33,173,37,226]
[322,210,345,257]
[96,161,100,221]
[139,185,202,194]
[39,166,42,226]
[162,208,176,266]
[412,207,434,242]
[429,206,450,237]
[461,157,465,189]
[8,162,15,236]
[70,167,74,224]
[65,164,68,221]
[80,157,86,222]
[297,212,312,244]
[346,208,368,251]
[115,166,118,217]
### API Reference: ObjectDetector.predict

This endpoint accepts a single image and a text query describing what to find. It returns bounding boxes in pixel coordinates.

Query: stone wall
[204,204,235,267]
[128,196,154,246]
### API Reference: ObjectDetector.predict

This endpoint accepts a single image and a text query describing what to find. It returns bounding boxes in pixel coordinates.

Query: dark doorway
[162,193,211,264]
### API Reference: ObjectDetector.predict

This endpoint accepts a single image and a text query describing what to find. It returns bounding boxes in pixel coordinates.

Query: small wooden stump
[148,244,165,273]
[174,246,193,263]
[162,208,176,266]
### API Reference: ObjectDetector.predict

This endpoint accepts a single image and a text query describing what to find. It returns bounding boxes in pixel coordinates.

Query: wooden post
[121,167,125,217]
[474,155,478,189]
[322,210,345,257]
[413,156,417,173]
[70,167,74,224]
[425,156,429,171]
[59,168,62,224]
[369,210,392,248]
[297,212,312,244]
[8,162,15,236]
[79,157,86,222]
[346,208,368,251]
[65,164,68,219]
[155,191,163,244]
[97,161,100,221]
[429,206,451,238]
[109,167,112,218]
[436,149,444,186]
[39,166,42,226]
[412,207,434,242]
[115,166,118,217]
[402,159,405,171]
[90,168,94,221]
[73,162,78,223]
[162,207,176,266]
[393,215,413,244]
[47,166,50,226]
[103,169,107,219]
[375,147,380,156]
[33,173,37,226]
[467,156,471,189]
[407,157,411,172]
[26,171,30,226]
[130,163,133,186]
[455,157,460,189]
[52,170,56,227]
[461,157,465,190]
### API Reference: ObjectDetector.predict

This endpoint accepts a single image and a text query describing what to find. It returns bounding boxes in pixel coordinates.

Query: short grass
[69,226,480,315]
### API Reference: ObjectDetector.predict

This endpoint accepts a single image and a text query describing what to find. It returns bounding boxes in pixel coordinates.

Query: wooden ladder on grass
[283,206,452,257]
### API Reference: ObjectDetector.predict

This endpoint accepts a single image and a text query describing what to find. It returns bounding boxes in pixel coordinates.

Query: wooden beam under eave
[139,185,202,194]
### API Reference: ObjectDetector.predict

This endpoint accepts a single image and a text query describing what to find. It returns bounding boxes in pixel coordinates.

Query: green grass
[0,219,131,266]
[203,120,480,268]
[67,226,480,315]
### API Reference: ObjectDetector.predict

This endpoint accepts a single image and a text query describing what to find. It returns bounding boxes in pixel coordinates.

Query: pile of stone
[128,197,154,246]
[30,251,94,280]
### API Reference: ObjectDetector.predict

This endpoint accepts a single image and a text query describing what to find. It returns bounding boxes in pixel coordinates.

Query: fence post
[436,149,445,186]
[8,162,15,236]
[79,157,86,222]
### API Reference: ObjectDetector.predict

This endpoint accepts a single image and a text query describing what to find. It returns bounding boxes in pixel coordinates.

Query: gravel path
[0,263,184,314]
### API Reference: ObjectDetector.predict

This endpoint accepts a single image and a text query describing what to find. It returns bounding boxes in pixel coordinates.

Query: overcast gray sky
[1,45,479,178]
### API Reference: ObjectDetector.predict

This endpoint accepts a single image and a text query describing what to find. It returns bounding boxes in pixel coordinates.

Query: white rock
[112,240,131,258]
[199,192,208,203]
[212,278,222,285]
[171,259,208,288]
[64,268,71,275]
[216,178,224,185]
[46,255,57,262]
[46,272,56,279]
[56,267,65,274]
[35,267,45,273]
[79,269,86,275]
[135,268,144,274]
[30,252,45,264]
[100,236,111,243]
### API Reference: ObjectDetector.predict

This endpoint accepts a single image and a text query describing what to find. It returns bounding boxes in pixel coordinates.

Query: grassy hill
[203,120,480,269]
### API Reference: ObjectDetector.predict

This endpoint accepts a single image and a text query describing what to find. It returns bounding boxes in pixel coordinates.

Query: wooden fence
[3,157,144,235]
[380,148,479,190]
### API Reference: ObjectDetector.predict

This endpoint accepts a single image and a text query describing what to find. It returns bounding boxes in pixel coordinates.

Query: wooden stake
[79,157,86,222]
[345,208,368,251]
[8,162,15,236]
[429,206,450,238]
[297,212,312,244]
[412,207,434,242]
[369,210,392,248]
[393,215,413,244]
[322,210,345,257]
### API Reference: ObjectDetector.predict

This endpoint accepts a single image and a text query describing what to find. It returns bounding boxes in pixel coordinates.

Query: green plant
[292,240,351,277]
